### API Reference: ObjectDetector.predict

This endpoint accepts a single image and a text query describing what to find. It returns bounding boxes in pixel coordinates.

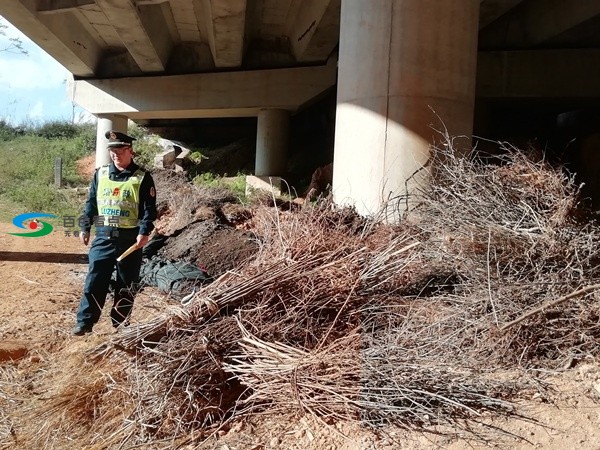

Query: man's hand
[136,234,149,248]
[80,231,90,246]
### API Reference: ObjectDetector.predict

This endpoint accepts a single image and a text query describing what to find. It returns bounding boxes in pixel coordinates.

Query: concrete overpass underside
[1,0,600,217]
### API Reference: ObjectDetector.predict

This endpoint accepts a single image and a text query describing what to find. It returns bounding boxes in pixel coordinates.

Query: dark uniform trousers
[76,227,143,328]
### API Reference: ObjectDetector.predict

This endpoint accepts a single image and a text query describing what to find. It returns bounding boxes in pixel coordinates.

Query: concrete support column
[333,0,480,219]
[95,114,128,167]
[255,108,290,176]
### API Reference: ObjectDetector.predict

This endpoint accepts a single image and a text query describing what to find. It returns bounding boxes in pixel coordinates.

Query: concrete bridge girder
[1,0,340,76]
[479,0,600,49]
[0,0,101,76]
[94,0,175,72]
[478,49,600,99]
[67,58,338,119]
[201,0,247,68]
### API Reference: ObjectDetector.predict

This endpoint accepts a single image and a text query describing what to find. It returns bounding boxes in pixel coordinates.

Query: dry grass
[20,143,600,448]
[0,366,19,450]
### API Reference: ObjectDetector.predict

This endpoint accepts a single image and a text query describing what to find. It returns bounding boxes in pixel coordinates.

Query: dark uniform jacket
[81,162,157,235]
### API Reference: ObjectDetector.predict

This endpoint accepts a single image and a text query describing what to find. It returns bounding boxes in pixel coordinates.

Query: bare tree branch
[0,18,28,55]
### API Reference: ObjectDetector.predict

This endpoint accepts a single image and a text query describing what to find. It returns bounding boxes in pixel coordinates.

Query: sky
[0,16,95,125]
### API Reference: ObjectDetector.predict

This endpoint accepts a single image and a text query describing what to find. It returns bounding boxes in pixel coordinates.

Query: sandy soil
[1,223,600,449]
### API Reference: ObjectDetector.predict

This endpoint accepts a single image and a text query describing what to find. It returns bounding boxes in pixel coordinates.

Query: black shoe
[71,325,93,336]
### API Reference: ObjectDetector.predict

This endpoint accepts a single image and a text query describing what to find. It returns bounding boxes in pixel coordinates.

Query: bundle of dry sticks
[39,144,600,448]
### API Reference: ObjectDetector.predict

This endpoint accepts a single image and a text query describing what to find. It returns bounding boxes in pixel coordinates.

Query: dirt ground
[1,223,600,449]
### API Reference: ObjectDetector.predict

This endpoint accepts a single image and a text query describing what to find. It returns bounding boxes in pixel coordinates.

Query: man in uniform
[71,130,157,336]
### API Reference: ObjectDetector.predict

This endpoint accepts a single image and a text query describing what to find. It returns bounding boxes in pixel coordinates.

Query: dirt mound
[150,168,258,277]
[159,221,258,276]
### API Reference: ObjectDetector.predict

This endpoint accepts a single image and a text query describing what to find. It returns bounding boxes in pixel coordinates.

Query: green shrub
[71,123,96,154]
[35,120,80,139]
[0,119,19,141]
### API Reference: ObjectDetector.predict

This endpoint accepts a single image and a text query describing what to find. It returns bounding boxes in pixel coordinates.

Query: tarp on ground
[139,258,213,299]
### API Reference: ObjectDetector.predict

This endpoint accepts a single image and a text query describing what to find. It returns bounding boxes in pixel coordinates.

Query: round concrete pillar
[333,0,480,219]
[95,114,128,167]
[255,109,290,176]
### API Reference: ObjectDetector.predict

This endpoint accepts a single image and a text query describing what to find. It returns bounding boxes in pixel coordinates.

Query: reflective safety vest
[96,166,145,228]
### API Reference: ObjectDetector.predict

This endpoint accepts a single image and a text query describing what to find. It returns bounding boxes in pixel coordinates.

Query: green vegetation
[0,196,24,222]
[0,121,95,218]
[188,150,206,163]
[128,123,164,168]
[0,118,249,224]
[193,172,247,201]
[0,121,167,220]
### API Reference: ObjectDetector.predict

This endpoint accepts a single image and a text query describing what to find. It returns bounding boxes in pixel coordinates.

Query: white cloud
[28,101,44,119]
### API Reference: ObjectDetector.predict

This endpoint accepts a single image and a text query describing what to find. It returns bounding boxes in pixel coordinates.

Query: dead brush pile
[152,169,240,235]
[37,147,600,448]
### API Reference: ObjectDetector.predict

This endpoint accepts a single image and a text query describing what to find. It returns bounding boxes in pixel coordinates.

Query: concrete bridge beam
[0,0,101,76]
[479,0,600,49]
[68,61,337,119]
[288,0,340,62]
[95,0,175,72]
[479,0,525,29]
[477,49,600,99]
[200,0,247,67]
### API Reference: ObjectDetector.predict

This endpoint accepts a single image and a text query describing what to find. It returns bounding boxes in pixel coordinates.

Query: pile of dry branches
[37,145,600,447]
[152,169,240,235]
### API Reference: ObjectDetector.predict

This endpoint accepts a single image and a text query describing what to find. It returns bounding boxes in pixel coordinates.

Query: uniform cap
[105,130,136,148]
